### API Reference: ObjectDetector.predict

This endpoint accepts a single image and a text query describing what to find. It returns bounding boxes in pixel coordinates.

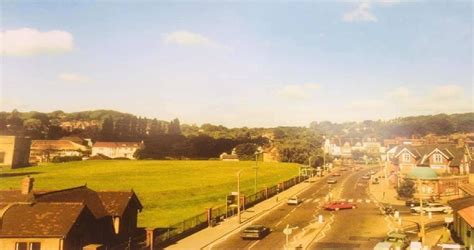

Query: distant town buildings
[0,136,31,169]
[92,141,143,159]
[30,139,89,163]
[0,177,143,250]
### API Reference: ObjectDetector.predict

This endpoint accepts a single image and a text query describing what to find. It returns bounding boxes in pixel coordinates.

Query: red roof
[458,206,474,228]
[93,141,141,148]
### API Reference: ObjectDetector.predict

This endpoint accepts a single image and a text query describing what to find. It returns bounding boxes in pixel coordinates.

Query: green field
[0,160,299,227]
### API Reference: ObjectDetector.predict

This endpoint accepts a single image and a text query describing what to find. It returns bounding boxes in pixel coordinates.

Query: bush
[51,156,83,163]
[397,179,415,198]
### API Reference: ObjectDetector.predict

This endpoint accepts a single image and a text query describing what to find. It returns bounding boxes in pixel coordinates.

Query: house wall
[0,238,63,250]
[0,136,30,169]
[92,147,138,159]
[397,153,417,174]
[454,214,474,249]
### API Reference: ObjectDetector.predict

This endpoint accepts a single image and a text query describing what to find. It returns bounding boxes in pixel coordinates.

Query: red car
[324,201,357,211]
[332,172,341,177]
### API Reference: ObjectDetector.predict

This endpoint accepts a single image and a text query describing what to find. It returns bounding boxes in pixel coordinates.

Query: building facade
[0,136,31,169]
[30,140,89,163]
[91,142,143,159]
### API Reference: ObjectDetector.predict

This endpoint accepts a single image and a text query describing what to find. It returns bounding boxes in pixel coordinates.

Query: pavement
[166,175,321,250]
[368,168,453,249]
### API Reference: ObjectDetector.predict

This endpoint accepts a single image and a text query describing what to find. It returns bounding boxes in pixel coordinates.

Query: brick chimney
[21,176,34,195]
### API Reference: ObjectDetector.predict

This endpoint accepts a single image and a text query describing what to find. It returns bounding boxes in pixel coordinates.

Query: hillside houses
[0,177,143,250]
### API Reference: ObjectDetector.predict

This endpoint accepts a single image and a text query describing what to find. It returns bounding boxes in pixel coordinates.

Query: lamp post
[237,169,244,224]
[254,147,262,194]
[417,178,432,245]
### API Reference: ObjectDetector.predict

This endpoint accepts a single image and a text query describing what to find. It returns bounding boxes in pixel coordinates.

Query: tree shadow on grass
[0,172,41,178]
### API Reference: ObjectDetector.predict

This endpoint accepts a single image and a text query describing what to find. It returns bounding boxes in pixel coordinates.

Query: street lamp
[237,169,244,224]
[416,178,433,245]
[254,147,263,194]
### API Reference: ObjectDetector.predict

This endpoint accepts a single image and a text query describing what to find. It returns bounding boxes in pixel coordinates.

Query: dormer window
[433,153,443,163]
[403,153,411,162]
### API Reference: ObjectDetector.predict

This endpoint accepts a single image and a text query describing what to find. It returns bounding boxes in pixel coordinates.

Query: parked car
[382,232,410,250]
[324,201,356,211]
[410,203,452,214]
[405,199,431,207]
[287,196,302,205]
[240,225,270,239]
[327,178,338,184]
[332,172,341,177]
[362,175,371,180]
[372,178,380,184]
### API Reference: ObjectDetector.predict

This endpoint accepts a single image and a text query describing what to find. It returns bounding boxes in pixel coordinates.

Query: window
[30,242,41,250]
[15,242,40,250]
[15,242,27,250]
[433,153,443,163]
[0,152,5,163]
[403,153,411,162]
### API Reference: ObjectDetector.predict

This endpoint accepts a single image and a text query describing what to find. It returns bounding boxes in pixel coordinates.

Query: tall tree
[168,118,182,135]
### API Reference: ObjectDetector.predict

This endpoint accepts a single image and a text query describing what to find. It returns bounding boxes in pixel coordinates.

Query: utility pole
[254,152,258,194]
[418,178,426,245]
[237,170,243,224]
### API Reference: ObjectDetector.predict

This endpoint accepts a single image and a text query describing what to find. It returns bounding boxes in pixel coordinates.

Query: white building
[91,141,142,159]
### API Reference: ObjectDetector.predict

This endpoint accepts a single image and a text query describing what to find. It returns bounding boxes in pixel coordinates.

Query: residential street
[211,165,389,250]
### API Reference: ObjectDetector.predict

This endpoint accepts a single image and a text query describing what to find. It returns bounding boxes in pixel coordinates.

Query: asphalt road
[212,165,390,250]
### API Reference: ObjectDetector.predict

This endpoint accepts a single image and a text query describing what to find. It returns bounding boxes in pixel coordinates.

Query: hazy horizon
[1,1,472,127]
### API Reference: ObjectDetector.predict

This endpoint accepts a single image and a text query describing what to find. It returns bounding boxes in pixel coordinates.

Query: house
[340,142,353,166]
[0,136,31,169]
[91,142,142,159]
[30,140,89,163]
[0,177,143,250]
[220,152,239,161]
[448,197,474,249]
[392,144,472,197]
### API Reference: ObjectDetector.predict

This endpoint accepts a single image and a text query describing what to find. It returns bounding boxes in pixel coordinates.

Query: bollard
[318,215,324,223]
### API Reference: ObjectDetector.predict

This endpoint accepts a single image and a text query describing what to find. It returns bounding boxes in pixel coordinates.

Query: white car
[410,203,452,214]
[287,196,302,205]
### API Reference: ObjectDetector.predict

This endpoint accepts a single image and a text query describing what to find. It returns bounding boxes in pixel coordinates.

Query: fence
[153,174,308,248]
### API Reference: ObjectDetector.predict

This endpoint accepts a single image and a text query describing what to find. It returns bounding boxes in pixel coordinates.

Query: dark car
[240,225,270,239]
[405,198,432,207]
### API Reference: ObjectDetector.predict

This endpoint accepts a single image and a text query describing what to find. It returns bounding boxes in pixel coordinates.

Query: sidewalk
[166,176,321,250]
[368,169,450,249]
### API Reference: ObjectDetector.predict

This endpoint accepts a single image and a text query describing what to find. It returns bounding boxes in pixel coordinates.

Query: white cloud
[58,73,91,83]
[342,1,378,23]
[389,86,412,99]
[0,28,74,56]
[276,83,322,100]
[430,84,464,100]
[162,30,218,47]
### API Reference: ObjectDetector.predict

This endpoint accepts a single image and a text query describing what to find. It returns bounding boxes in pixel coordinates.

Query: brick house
[91,142,143,159]
[391,144,472,197]
[0,177,143,250]
[0,136,31,169]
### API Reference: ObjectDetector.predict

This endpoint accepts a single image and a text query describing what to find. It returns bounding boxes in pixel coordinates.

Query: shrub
[51,156,83,163]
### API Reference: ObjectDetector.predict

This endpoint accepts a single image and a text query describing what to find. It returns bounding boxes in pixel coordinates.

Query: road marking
[357,199,362,203]
[275,220,283,227]
[247,240,260,250]
[365,199,371,203]
[348,199,354,202]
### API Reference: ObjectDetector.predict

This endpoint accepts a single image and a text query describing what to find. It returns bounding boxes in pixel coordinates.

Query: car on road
[340,168,348,171]
[410,203,452,214]
[324,201,357,211]
[331,172,341,177]
[379,232,410,250]
[371,178,380,184]
[362,174,371,180]
[327,178,337,184]
[240,225,270,240]
[368,170,377,175]
[287,196,302,205]
[405,199,432,207]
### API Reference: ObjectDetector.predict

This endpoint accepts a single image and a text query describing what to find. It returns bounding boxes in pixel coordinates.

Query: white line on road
[247,240,260,250]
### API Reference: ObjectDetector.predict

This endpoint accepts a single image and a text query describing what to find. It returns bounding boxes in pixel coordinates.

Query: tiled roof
[448,196,474,211]
[34,186,109,219]
[394,144,466,167]
[31,140,88,151]
[459,183,474,196]
[458,206,474,228]
[0,202,89,237]
[98,191,143,216]
[93,141,141,148]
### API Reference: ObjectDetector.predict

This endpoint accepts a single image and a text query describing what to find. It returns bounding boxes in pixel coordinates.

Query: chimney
[21,176,34,195]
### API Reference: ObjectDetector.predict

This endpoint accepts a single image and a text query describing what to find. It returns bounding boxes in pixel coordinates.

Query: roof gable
[0,202,89,237]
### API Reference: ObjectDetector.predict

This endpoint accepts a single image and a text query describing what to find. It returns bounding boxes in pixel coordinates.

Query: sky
[0,0,472,127]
